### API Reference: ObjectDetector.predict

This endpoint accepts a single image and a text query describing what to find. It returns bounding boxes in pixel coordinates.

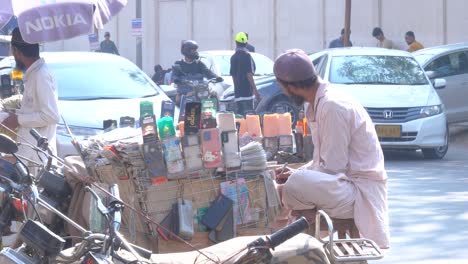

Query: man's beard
[15,58,26,71]
[289,93,305,107]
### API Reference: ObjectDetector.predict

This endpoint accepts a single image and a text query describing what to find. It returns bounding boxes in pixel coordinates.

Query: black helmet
[181,40,199,59]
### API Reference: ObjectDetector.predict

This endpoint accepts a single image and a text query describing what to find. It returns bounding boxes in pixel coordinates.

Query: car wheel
[421,125,449,159]
[268,96,299,125]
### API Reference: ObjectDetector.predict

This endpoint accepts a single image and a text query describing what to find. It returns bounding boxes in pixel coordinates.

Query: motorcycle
[171,68,224,106]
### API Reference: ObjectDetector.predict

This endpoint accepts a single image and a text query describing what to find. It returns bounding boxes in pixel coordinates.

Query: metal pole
[230,0,234,49]
[322,0,327,49]
[136,0,142,69]
[442,0,447,44]
[155,0,160,67]
[272,0,277,59]
[343,0,351,47]
[188,0,194,40]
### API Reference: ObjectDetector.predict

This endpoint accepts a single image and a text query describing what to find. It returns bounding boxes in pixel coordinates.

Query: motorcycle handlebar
[29,128,42,142]
[267,217,309,250]
[29,128,53,170]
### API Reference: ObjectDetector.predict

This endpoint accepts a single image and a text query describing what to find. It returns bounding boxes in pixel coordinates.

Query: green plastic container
[157,116,176,139]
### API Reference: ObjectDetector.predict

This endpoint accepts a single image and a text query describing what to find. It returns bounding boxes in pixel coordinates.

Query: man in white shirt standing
[1,27,59,169]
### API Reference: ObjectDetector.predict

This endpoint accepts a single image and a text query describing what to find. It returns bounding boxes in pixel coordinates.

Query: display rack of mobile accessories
[138,169,272,253]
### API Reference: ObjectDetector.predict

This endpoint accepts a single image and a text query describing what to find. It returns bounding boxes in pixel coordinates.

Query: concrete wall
[43,0,468,76]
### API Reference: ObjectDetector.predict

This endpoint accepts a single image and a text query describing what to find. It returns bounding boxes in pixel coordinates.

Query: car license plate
[375,125,401,138]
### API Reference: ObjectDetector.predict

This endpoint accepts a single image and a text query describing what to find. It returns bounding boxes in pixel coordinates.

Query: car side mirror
[433,78,446,90]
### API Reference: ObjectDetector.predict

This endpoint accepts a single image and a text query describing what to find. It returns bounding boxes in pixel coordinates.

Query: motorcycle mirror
[0,134,18,154]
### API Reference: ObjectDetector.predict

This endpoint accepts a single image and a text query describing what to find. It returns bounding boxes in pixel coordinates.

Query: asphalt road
[370,135,468,263]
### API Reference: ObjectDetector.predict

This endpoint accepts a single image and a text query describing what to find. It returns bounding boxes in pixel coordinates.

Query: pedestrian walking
[100,32,119,55]
[372,27,395,49]
[405,31,424,52]
[230,32,260,116]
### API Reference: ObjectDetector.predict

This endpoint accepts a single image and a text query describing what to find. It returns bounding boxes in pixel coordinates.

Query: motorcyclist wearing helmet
[172,40,222,105]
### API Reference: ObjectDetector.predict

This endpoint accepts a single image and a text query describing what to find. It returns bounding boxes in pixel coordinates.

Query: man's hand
[1,113,19,131]
[275,165,294,184]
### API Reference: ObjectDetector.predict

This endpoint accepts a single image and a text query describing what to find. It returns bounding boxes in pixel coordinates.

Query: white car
[0,52,178,158]
[308,47,448,159]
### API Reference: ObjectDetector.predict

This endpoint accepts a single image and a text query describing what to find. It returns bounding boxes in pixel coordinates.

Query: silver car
[413,43,468,124]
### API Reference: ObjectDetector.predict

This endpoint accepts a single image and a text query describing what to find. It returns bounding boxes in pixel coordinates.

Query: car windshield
[211,53,274,76]
[329,55,429,85]
[413,53,434,66]
[49,60,159,100]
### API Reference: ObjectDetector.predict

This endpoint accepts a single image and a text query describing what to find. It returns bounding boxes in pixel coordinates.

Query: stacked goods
[78,98,306,252]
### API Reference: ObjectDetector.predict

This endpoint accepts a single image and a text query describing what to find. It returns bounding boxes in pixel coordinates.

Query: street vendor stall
[72,107,294,253]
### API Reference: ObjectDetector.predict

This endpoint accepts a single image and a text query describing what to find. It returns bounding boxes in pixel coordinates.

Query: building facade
[43,0,468,76]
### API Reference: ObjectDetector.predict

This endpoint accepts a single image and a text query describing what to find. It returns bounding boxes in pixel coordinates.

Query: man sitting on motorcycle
[172,40,222,106]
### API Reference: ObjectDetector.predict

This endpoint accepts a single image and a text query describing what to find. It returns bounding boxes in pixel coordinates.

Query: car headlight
[420,105,443,118]
[56,124,102,139]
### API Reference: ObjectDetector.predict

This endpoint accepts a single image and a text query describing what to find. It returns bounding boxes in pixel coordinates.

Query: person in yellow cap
[230,32,260,116]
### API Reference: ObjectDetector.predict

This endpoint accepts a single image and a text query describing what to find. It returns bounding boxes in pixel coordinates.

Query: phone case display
[183,102,201,135]
[119,116,135,128]
[162,137,185,178]
[221,131,241,169]
[200,128,223,168]
[140,101,154,117]
[140,115,167,183]
[181,134,203,172]
[178,95,195,123]
[217,112,240,169]
[201,98,218,129]
[160,100,175,118]
[157,116,176,139]
[220,178,251,225]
